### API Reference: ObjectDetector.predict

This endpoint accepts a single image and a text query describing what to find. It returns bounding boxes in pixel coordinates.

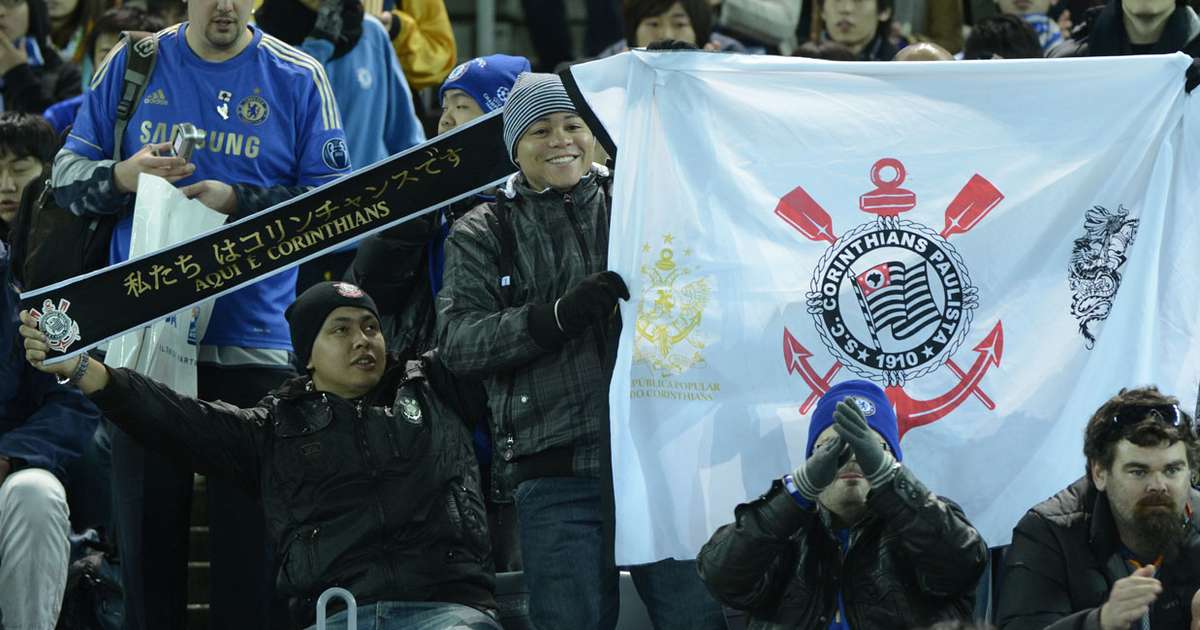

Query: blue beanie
[805,380,902,462]
[439,54,531,114]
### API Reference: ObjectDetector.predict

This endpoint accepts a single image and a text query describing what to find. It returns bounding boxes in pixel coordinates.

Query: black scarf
[255,0,364,61]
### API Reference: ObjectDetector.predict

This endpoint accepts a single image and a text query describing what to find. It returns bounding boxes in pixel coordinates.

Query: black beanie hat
[285,281,380,369]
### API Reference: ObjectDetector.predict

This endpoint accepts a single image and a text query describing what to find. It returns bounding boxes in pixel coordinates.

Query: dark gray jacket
[436,166,615,500]
[698,467,987,629]
[997,476,1200,630]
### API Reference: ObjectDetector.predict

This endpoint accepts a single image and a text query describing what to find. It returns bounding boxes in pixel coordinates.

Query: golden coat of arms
[633,236,711,377]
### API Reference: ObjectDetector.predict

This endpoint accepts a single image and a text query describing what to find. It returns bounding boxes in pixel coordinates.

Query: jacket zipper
[354,399,401,588]
[562,192,608,361]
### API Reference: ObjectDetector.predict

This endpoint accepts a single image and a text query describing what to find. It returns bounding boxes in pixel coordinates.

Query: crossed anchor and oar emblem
[775,158,1007,437]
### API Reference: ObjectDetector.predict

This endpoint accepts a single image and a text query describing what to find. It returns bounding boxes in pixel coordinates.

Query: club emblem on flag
[634,236,711,377]
[776,158,1007,436]
[30,298,81,353]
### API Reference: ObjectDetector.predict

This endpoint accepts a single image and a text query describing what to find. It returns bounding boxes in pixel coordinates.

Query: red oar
[941,174,1003,239]
[776,186,837,244]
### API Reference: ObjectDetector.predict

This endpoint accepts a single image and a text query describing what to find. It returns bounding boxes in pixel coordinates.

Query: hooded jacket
[87,351,495,624]
[1049,0,1200,57]
[997,476,1200,630]
[436,166,616,500]
[697,467,987,629]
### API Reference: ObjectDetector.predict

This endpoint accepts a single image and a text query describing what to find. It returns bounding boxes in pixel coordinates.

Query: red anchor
[775,158,1005,437]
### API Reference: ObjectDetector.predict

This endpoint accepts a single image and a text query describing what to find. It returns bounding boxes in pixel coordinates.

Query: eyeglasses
[1111,404,1190,434]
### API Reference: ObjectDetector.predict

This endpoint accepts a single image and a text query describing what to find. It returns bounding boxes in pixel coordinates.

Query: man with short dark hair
[17,282,500,630]
[0,111,56,240]
[819,0,899,60]
[0,129,100,625]
[697,380,988,629]
[997,386,1200,630]
[1050,0,1200,57]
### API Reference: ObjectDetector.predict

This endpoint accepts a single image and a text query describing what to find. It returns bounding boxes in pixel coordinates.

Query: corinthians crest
[633,236,711,377]
[30,298,81,353]
[777,158,1006,437]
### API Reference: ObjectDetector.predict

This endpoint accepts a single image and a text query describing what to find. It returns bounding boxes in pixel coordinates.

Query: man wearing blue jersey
[48,0,350,626]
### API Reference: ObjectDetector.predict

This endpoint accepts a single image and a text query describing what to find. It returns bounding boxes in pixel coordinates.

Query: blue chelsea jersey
[65,23,351,350]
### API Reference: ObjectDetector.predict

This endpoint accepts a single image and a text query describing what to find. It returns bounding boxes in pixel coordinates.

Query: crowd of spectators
[0,0,1198,628]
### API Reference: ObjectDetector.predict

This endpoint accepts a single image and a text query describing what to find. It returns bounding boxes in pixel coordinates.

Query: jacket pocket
[279,525,322,596]
[444,478,490,563]
[271,402,337,496]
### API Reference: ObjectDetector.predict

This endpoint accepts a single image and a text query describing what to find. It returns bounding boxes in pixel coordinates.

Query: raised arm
[19,311,269,492]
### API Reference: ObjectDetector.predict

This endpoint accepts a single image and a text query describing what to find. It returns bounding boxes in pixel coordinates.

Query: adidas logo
[144,88,168,106]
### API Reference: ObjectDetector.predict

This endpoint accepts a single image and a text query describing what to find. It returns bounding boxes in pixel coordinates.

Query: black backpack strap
[113,30,157,161]
[484,194,516,309]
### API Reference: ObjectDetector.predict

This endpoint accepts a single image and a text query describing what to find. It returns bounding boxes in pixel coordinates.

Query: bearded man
[998,386,1200,630]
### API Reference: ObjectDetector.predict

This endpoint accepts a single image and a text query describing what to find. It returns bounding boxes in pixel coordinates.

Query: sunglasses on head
[1111,403,1190,433]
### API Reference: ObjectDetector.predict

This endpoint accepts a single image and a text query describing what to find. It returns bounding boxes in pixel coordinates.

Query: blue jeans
[308,601,502,630]
[515,477,726,630]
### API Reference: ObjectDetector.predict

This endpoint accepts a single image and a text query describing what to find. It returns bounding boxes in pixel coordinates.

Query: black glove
[832,400,897,487]
[790,434,847,501]
[528,271,628,348]
[1187,59,1200,93]
[311,0,344,44]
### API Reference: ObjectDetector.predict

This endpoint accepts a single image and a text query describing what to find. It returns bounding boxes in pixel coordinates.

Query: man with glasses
[997,386,1200,630]
[698,380,988,628]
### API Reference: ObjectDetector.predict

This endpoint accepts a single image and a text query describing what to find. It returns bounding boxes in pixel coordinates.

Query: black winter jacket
[348,198,479,357]
[1049,1,1200,57]
[997,476,1200,630]
[698,467,987,629]
[89,353,495,624]
[2,48,82,114]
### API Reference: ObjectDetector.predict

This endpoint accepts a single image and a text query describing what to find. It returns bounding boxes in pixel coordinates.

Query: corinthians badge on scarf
[776,158,1006,437]
[30,299,81,353]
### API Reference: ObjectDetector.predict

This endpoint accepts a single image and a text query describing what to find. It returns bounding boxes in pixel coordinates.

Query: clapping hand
[831,399,895,484]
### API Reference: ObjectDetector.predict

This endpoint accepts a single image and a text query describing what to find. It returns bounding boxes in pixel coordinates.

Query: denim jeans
[308,601,502,630]
[514,476,726,630]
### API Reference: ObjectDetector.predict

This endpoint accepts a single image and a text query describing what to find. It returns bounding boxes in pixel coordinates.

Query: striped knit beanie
[502,72,577,165]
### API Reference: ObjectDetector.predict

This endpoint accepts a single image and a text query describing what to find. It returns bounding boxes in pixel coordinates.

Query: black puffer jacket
[698,467,987,629]
[997,476,1200,630]
[89,352,495,624]
[348,198,479,357]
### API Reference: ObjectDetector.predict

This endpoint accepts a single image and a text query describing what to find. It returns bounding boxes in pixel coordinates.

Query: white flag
[568,52,1200,564]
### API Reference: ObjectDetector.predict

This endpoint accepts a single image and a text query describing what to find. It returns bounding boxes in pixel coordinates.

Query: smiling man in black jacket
[18,281,500,630]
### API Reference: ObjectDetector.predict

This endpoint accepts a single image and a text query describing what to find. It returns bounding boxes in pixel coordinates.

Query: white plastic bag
[106,174,226,396]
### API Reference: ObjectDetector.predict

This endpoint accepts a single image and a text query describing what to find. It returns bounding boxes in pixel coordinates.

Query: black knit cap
[285,281,381,368]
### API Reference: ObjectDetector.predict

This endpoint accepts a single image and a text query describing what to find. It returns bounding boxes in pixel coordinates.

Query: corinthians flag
[567,51,1200,563]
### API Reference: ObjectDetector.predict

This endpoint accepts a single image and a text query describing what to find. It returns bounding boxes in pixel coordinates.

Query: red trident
[778,158,1006,436]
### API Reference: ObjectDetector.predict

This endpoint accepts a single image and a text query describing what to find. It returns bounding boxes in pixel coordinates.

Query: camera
[169,123,205,161]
